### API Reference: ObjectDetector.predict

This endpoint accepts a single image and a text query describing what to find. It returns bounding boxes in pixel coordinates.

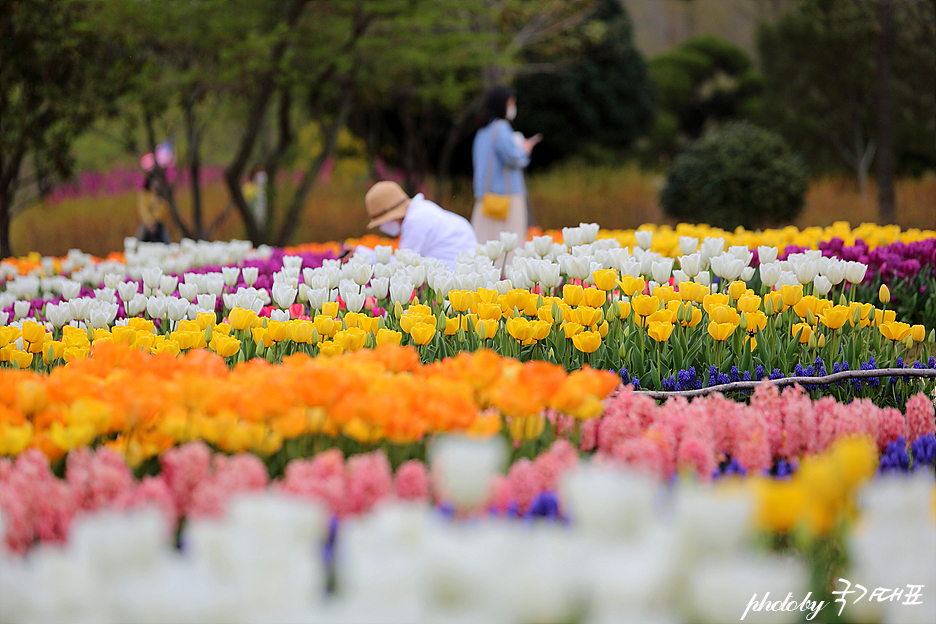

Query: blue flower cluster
[611,368,641,390]
[879,433,936,474]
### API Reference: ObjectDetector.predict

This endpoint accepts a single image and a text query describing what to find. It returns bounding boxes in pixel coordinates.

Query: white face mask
[379,220,401,237]
[506,103,517,121]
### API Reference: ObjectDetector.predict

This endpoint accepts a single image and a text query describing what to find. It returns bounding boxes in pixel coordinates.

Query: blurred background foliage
[2,0,934,257]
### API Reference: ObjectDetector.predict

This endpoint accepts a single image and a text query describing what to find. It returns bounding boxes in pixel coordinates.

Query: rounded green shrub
[660,121,808,229]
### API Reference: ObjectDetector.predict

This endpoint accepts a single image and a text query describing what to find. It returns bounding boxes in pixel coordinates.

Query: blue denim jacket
[472,120,529,199]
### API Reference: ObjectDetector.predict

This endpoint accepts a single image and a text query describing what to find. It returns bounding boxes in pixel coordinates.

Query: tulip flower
[337,327,367,351]
[561,322,584,339]
[616,301,631,320]
[792,322,813,343]
[819,306,850,330]
[781,284,803,307]
[592,269,618,291]
[562,284,584,307]
[506,317,535,342]
[911,324,926,343]
[878,284,890,304]
[582,288,606,308]
[507,415,546,441]
[322,301,340,318]
[572,330,601,354]
[618,276,646,296]
[229,307,259,331]
[474,319,498,340]
[574,306,603,327]
[375,329,402,346]
[647,321,674,342]
[707,322,736,341]
[879,321,911,341]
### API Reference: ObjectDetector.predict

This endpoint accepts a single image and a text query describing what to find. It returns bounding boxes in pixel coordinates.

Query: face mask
[506,103,517,121]
[379,220,401,237]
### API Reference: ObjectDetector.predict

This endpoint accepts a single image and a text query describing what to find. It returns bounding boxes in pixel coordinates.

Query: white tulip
[159,275,179,295]
[710,254,745,281]
[430,435,506,509]
[824,259,846,285]
[61,280,81,301]
[307,288,330,310]
[389,279,414,305]
[221,267,240,287]
[634,230,653,251]
[694,271,711,287]
[282,255,303,270]
[167,297,189,322]
[0,310,7,326]
[146,296,168,319]
[499,231,519,253]
[178,283,198,303]
[103,273,122,289]
[369,277,390,299]
[678,253,701,277]
[579,222,600,244]
[740,266,755,282]
[844,261,868,284]
[561,464,657,540]
[141,267,162,290]
[672,269,689,284]
[269,308,291,322]
[374,245,393,264]
[14,300,30,319]
[89,308,109,329]
[344,292,365,313]
[539,263,562,288]
[679,236,699,256]
[759,262,781,287]
[127,294,147,317]
[271,282,297,309]
[433,274,454,299]
[242,267,259,286]
[483,240,505,261]
[569,255,593,280]
[533,235,553,256]
[46,303,71,328]
[651,259,673,284]
[494,280,512,296]
[116,281,138,303]
[94,287,117,304]
[756,245,778,264]
[792,260,818,284]
[351,263,373,286]
[813,275,832,296]
[562,227,583,248]
[196,294,217,312]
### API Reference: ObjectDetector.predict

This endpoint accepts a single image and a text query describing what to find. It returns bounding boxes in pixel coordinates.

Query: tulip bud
[393,301,404,319]
[807,332,818,349]
[806,309,816,327]
[839,293,848,306]
[765,296,776,316]
[928,329,936,344]
[879,284,890,304]
[868,307,876,324]
[310,328,320,344]
[738,312,748,332]
[551,302,563,325]
[851,305,862,325]
[204,324,213,344]
[903,335,914,350]
[817,333,826,348]
[910,324,925,343]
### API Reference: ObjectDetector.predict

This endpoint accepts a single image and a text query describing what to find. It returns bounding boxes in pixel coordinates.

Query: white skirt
[470,194,528,245]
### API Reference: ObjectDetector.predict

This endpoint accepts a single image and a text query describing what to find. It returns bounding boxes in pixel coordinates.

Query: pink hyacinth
[160,441,213,514]
[278,449,347,513]
[751,381,785,457]
[186,453,269,520]
[731,409,772,474]
[611,437,666,478]
[677,437,716,482]
[394,460,430,501]
[505,458,541,514]
[579,418,599,452]
[876,406,908,451]
[779,385,820,455]
[905,392,936,441]
[114,476,177,531]
[343,451,392,516]
[66,447,134,512]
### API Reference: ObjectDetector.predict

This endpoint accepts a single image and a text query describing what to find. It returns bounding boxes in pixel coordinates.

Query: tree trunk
[224,0,309,245]
[275,90,353,246]
[0,189,11,260]
[436,99,479,207]
[875,0,896,224]
[144,112,193,239]
[184,96,204,239]
[0,148,25,259]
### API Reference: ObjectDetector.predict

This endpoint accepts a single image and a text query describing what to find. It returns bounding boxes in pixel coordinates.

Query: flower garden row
[1,221,934,624]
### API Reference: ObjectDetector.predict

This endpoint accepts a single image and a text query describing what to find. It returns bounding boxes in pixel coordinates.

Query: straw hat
[365,181,411,229]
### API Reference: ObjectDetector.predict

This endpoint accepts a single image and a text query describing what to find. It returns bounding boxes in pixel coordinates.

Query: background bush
[660,121,808,230]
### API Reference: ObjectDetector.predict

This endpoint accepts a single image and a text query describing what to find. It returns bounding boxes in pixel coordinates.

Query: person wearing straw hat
[364,180,477,269]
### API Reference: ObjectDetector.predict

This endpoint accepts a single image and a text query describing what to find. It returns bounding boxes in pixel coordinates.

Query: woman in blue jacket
[471,86,541,246]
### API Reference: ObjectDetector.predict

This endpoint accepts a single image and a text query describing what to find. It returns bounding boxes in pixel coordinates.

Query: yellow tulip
[478,303,503,321]
[250,326,269,347]
[618,276,646,296]
[42,340,66,365]
[728,280,747,300]
[10,350,33,368]
[677,281,704,303]
[561,321,584,339]
[151,339,181,357]
[781,284,804,307]
[314,315,338,338]
[736,294,761,313]
[63,346,90,362]
[572,330,601,353]
[632,294,661,318]
[592,269,618,291]
[879,284,890,304]
[879,321,912,341]
[474,318,499,339]
[709,305,739,325]
[647,321,674,342]
[793,296,820,320]
[533,320,552,340]
[701,293,730,313]
[0,326,22,349]
[583,288,606,308]
[819,305,850,330]
[210,335,241,357]
[508,415,546,441]
[617,301,631,320]
[652,285,680,305]
[195,312,216,330]
[336,327,367,351]
[792,322,813,343]
[911,324,926,342]
[537,305,557,324]
[448,290,474,313]
[266,320,289,342]
[289,320,315,344]
[21,321,47,346]
[343,312,363,328]
[318,340,344,356]
[400,313,427,334]
[322,301,339,318]
[375,328,402,346]
[506,317,535,342]
[0,423,33,456]
[562,284,584,307]
[229,307,259,330]
[707,322,736,341]
[215,322,232,336]
[740,311,765,333]
[848,302,873,327]
[764,291,786,315]
[574,306,603,327]
[444,316,460,335]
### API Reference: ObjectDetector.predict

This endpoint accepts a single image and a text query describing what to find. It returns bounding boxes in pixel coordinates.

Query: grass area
[10,163,936,258]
